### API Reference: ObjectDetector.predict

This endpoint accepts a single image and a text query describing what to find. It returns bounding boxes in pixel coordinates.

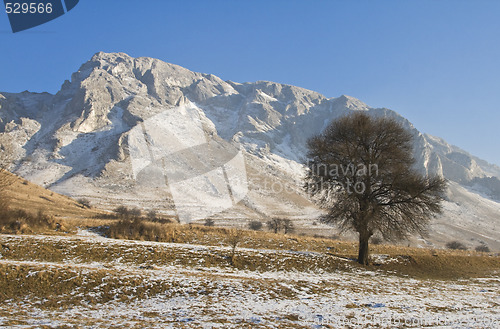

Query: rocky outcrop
[0,52,499,247]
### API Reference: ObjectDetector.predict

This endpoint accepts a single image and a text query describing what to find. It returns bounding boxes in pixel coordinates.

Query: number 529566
[5,2,53,14]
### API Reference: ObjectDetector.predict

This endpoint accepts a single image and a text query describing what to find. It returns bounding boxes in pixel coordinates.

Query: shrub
[371,236,383,245]
[446,241,468,250]
[93,213,119,220]
[77,198,91,208]
[0,208,61,233]
[204,218,215,227]
[152,217,174,224]
[129,207,142,218]
[266,218,295,234]
[108,218,168,242]
[113,206,142,219]
[147,210,158,221]
[114,206,129,218]
[475,244,490,252]
[267,218,283,234]
[248,220,263,231]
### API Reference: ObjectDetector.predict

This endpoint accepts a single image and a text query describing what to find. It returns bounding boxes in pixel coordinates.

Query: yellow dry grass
[102,219,500,279]
[1,170,102,219]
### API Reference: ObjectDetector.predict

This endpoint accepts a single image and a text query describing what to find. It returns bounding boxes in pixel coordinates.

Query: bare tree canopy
[305,112,447,265]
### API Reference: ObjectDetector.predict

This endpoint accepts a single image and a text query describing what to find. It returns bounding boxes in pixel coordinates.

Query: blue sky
[1,0,499,166]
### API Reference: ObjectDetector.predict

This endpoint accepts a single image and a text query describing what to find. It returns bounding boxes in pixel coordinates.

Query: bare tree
[305,112,446,265]
[267,218,283,234]
[266,218,295,234]
[114,206,129,218]
[228,229,243,266]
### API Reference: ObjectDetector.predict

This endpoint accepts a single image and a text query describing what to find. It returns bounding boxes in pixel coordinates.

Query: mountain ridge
[1,52,499,249]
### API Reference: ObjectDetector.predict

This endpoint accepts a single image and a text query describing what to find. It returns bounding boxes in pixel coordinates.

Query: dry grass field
[1,170,100,219]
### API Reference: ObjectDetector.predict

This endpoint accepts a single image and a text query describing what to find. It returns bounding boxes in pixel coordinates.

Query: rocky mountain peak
[1,52,499,249]
[334,94,370,111]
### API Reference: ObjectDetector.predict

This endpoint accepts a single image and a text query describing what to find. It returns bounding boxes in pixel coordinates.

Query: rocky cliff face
[1,52,499,248]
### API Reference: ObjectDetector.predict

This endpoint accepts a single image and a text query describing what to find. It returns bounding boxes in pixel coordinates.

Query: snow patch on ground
[0,232,498,328]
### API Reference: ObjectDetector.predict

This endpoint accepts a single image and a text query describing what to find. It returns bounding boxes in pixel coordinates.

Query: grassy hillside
[1,170,100,219]
[0,169,106,234]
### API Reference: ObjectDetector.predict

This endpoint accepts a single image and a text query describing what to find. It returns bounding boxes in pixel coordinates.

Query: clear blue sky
[1,0,499,166]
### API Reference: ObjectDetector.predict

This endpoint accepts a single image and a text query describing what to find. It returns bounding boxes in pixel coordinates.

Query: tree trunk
[357,232,371,265]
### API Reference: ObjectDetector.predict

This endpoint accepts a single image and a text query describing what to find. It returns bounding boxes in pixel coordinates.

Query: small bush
[147,210,158,221]
[114,206,141,219]
[129,207,142,218]
[114,206,129,218]
[248,220,263,231]
[371,236,383,245]
[93,213,119,220]
[77,198,91,208]
[446,241,468,250]
[204,218,215,227]
[0,207,61,233]
[267,218,295,234]
[108,218,171,242]
[475,244,490,252]
[152,217,174,224]
[267,218,282,233]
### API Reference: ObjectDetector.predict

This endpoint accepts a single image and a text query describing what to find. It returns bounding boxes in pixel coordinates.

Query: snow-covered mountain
[1,52,499,249]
